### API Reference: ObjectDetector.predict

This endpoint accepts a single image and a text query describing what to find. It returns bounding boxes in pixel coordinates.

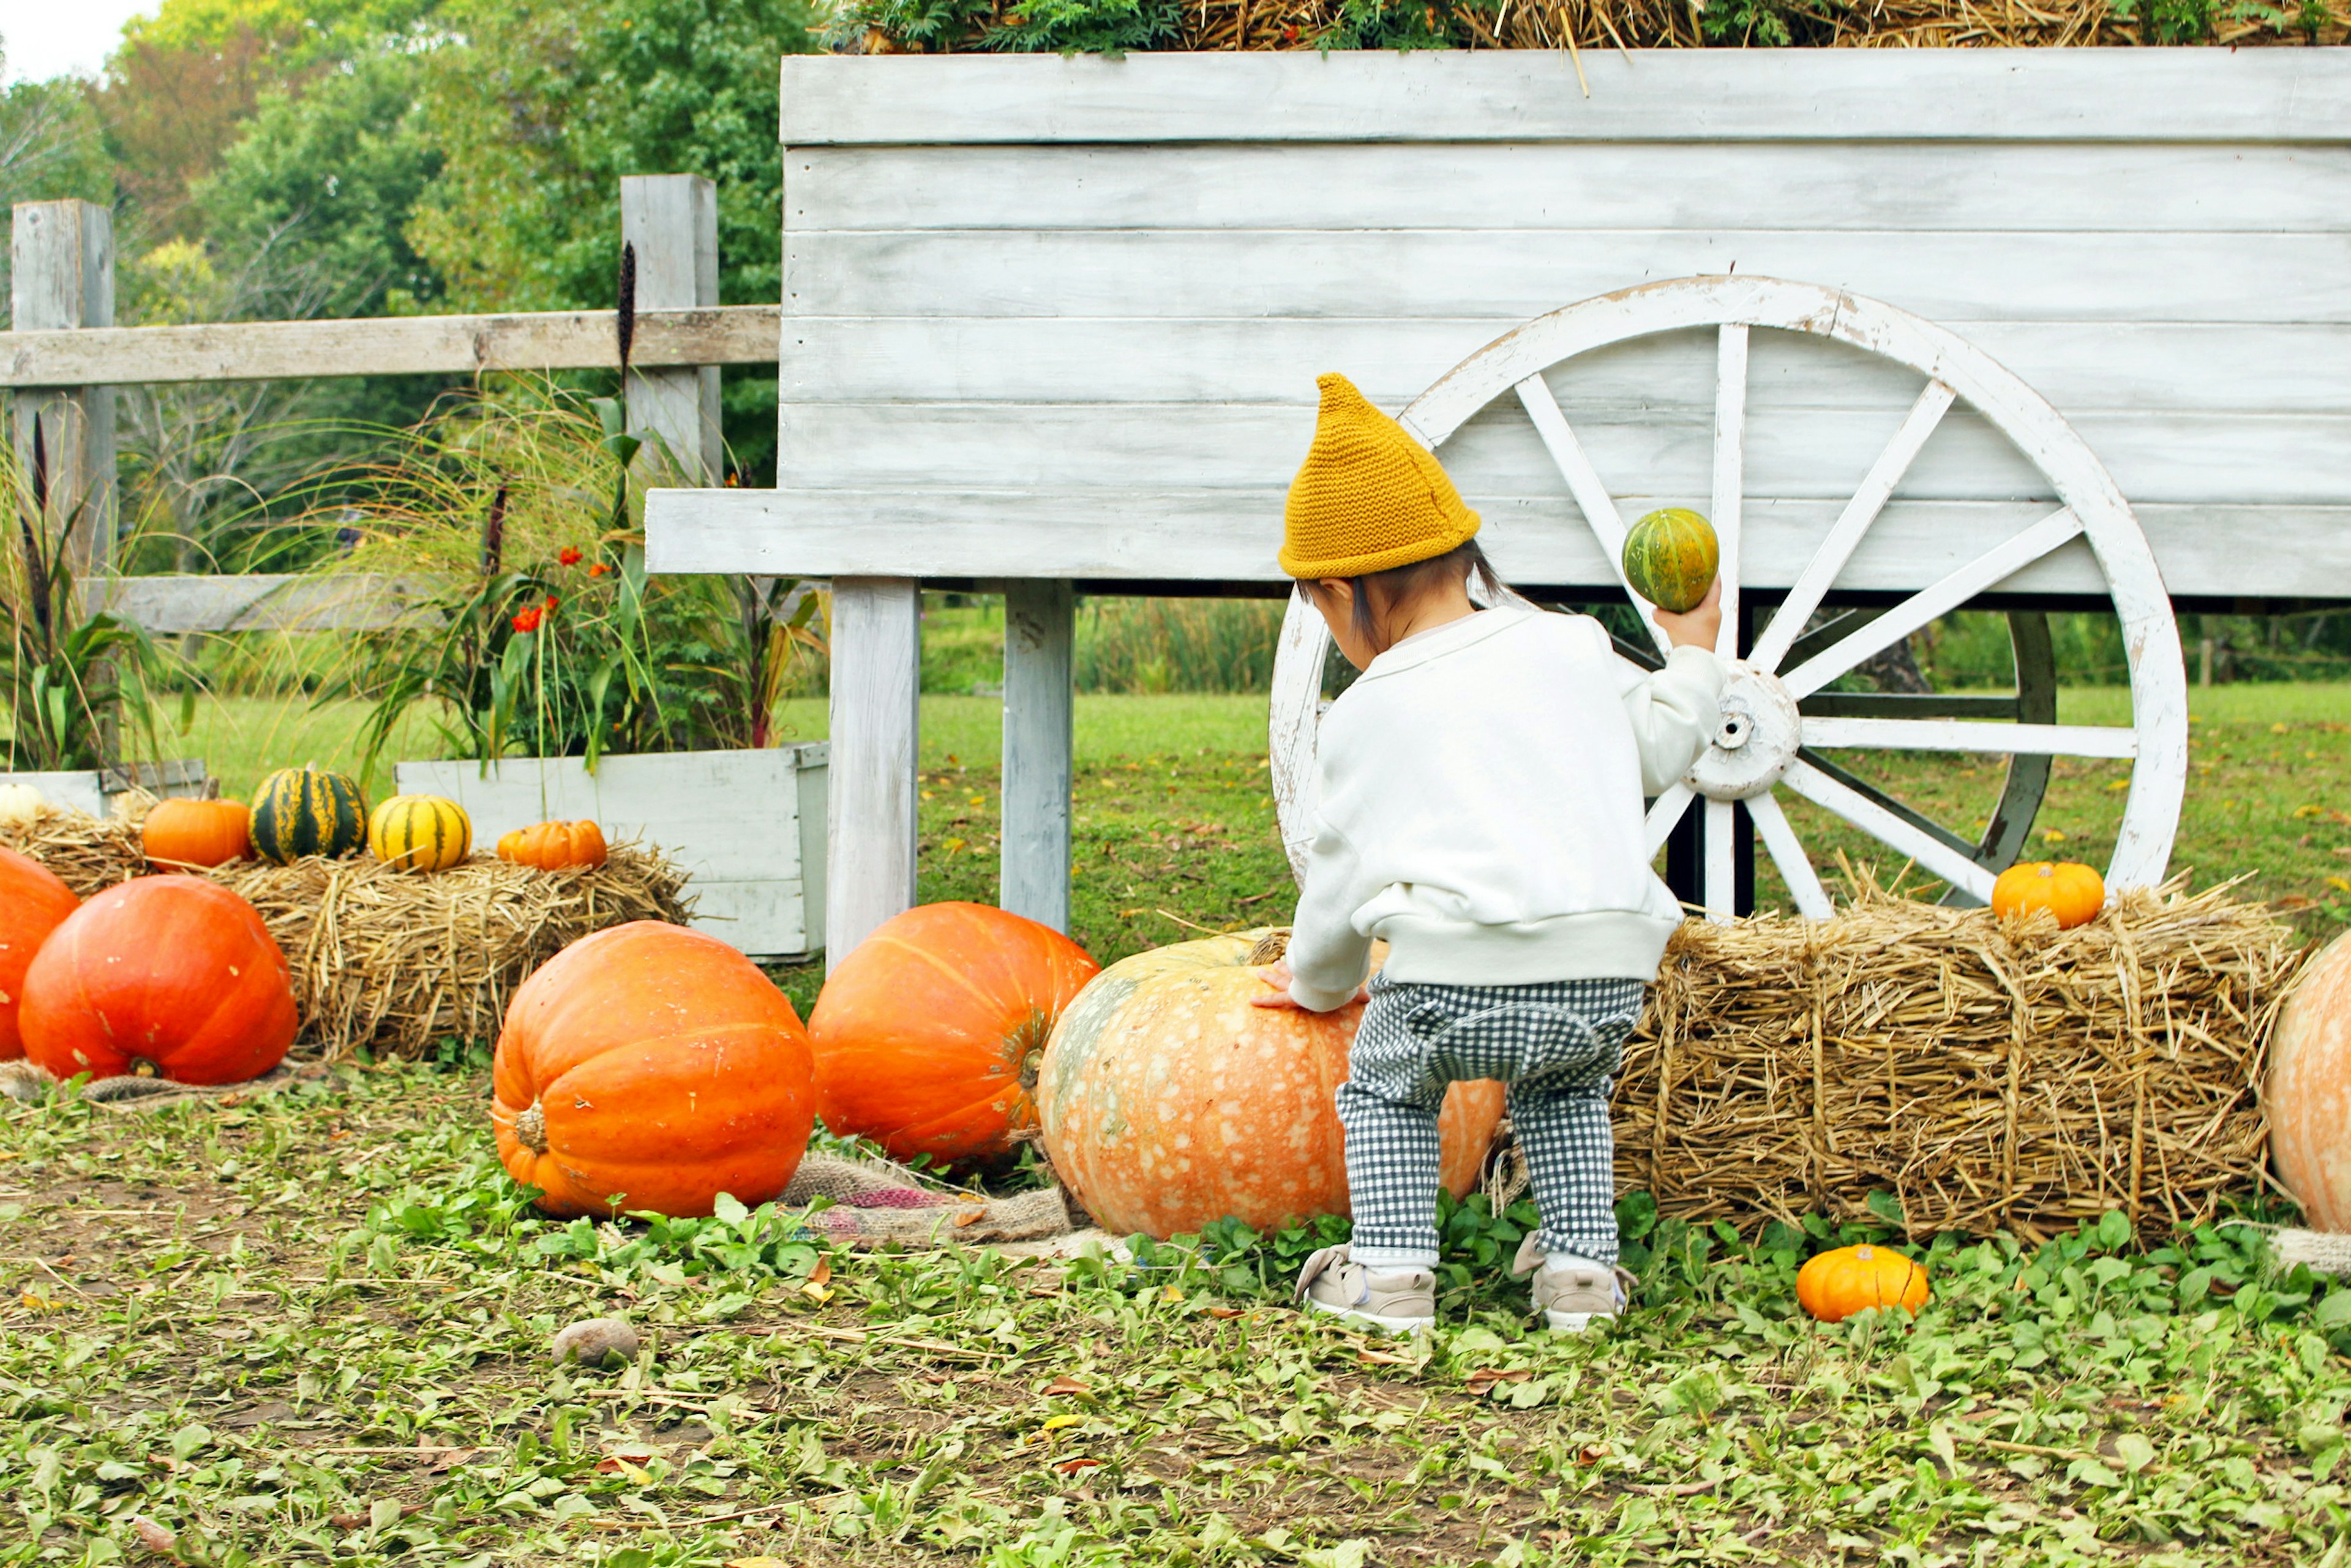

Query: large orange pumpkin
[0,847,80,1062]
[20,877,296,1084]
[809,902,1100,1167]
[1796,1244,1931,1323]
[1037,929,1507,1239]
[492,921,817,1218]
[141,798,252,869]
[2268,931,2351,1230]
[1990,860,2105,929]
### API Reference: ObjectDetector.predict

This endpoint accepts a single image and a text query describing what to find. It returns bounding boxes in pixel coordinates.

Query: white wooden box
[1,760,210,819]
[396,746,829,961]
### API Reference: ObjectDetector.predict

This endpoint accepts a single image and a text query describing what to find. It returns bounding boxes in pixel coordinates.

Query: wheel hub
[1687,662,1801,801]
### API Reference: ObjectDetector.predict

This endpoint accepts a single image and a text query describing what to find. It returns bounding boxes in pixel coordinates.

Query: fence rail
[0,305,779,389]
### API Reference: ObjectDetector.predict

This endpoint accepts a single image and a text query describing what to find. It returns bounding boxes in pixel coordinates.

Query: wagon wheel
[1269,276,2188,921]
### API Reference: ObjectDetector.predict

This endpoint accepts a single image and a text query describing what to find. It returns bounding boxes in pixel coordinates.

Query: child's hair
[1344,538,1506,656]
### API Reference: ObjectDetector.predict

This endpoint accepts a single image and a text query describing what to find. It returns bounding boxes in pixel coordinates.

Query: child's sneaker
[1513,1234,1635,1334]
[1294,1245,1435,1335]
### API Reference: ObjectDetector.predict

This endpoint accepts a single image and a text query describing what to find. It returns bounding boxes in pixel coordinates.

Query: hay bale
[3,798,691,1060]
[1622,876,2305,1244]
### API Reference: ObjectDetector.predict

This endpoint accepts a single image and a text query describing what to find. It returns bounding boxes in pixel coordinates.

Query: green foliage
[305,383,823,770]
[0,73,114,306]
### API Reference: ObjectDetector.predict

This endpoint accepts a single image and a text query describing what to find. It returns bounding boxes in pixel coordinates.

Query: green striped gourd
[249,766,367,865]
[1621,508,1720,614]
[368,794,473,873]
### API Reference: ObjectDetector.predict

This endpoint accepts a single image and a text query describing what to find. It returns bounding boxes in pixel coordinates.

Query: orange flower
[512,607,544,634]
[544,593,560,610]
[558,547,583,566]
[588,563,610,577]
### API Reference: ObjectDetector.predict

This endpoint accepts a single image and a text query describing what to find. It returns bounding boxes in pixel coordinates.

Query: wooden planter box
[1,759,211,818]
[396,746,828,961]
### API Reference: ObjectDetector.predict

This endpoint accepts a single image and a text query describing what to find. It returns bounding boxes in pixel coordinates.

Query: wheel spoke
[1644,781,1695,857]
[1711,324,1748,661]
[1703,797,1738,922]
[1515,375,1674,661]
[1799,691,2021,719]
[1780,757,1998,902]
[1800,717,2138,759]
[1746,790,1833,919]
[1794,748,1981,860]
[1779,506,2087,700]
[1749,380,1957,672]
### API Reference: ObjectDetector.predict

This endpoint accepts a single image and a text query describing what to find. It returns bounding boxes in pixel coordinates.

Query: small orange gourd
[1796,1244,1930,1323]
[141,798,252,869]
[497,819,608,871]
[1991,860,2105,929]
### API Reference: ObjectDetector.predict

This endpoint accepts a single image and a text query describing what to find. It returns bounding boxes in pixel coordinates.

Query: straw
[1621,868,2304,1244]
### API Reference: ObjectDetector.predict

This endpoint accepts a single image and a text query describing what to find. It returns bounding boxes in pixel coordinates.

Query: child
[1253,373,1725,1334]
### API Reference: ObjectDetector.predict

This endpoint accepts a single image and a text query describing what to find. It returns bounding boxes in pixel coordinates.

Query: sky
[2,4,155,84]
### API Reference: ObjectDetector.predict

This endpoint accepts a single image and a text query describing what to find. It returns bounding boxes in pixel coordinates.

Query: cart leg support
[1002,579,1074,932]
[826,576,921,970]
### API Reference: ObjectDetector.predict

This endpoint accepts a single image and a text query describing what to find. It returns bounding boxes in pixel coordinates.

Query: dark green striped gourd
[367,794,472,873]
[249,766,367,865]
[1621,507,1720,615]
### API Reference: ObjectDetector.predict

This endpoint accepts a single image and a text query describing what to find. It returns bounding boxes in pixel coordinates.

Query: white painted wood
[0,306,778,389]
[1779,759,1998,904]
[1744,791,1832,920]
[1510,375,1670,659]
[778,51,2351,146]
[789,142,2351,236]
[763,400,2350,509]
[781,318,2351,417]
[396,746,829,959]
[95,572,444,634]
[1703,797,1736,924]
[1710,324,1747,662]
[1002,579,1073,931]
[1643,782,1695,858]
[1747,380,1956,673]
[825,577,921,972]
[645,488,2351,601]
[621,176,724,482]
[1800,718,2139,759]
[0,761,208,820]
[1778,506,2087,700]
[10,200,115,578]
[781,231,2351,325]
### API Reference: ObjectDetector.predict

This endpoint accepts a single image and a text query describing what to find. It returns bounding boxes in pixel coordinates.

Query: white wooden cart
[647,48,2351,962]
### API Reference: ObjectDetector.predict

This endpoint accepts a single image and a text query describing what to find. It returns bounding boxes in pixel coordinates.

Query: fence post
[826,577,921,970]
[9,200,116,577]
[619,175,723,484]
[1002,580,1074,931]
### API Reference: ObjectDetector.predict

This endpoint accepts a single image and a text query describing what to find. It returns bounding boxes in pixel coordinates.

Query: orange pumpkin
[492,921,816,1218]
[809,902,1101,1167]
[20,877,296,1085]
[141,798,252,869]
[2267,931,2351,1230]
[1990,860,2105,929]
[1037,929,1507,1239]
[1796,1244,1931,1323]
[0,847,80,1062]
[497,819,608,871]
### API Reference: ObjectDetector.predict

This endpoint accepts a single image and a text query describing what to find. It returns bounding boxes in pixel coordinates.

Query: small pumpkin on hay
[141,798,251,869]
[498,819,607,871]
[1991,860,2105,929]
[250,765,367,864]
[369,794,472,873]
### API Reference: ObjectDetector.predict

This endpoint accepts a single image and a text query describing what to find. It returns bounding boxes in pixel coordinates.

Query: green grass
[6,1066,2348,1565]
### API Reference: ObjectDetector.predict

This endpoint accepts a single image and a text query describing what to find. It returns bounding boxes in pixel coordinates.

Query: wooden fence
[2,174,776,631]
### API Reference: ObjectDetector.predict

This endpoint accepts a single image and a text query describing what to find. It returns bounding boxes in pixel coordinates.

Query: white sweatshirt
[1286,605,1726,1012]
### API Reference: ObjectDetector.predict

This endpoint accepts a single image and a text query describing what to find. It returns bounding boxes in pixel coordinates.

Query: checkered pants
[1337,972,1646,1268]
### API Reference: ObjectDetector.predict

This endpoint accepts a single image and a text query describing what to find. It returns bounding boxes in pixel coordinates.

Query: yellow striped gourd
[368,794,473,873]
[1621,507,1720,615]
[249,767,367,865]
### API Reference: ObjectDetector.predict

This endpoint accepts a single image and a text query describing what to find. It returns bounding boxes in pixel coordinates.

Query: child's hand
[1652,577,1723,652]
[1248,959,1369,1010]
[1249,959,1308,1010]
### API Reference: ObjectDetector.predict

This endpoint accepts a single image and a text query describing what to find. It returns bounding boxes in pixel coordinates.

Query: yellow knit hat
[1279,373,1480,579]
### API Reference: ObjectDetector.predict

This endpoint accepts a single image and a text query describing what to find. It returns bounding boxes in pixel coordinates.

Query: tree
[0,59,116,306]
[407,0,822,478]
